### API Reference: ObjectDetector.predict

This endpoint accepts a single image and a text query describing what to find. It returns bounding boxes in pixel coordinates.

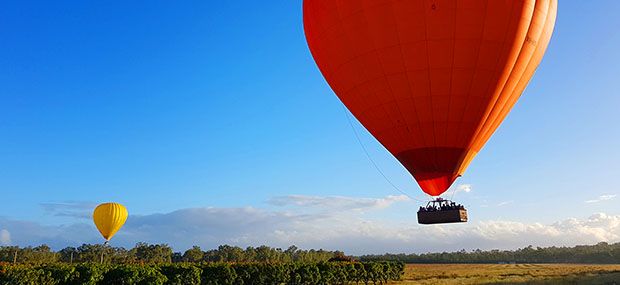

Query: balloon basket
[417,198,468,225]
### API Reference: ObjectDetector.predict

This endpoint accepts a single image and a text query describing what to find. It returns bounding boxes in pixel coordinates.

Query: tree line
[360,242,620,264]
[0,243,345,264]
[3,241,619,265]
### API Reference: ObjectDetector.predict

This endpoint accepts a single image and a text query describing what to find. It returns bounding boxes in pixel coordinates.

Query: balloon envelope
[304,0,557,196]
[93,202,128,241]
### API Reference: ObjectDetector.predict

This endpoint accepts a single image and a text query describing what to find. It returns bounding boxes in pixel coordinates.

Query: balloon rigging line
[341,104,426,203]
[450,184,457,201]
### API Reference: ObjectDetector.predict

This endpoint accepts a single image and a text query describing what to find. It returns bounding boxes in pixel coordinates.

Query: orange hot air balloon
[304,0,557,196]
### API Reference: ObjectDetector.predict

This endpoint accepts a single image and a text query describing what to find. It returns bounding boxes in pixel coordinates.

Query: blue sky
[1,1,619,253]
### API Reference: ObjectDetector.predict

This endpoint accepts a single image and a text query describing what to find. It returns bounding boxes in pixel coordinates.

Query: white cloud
[0,229,10,245]
[1,195,620,255]
[497,201,513,207]
[267,194,410,212]
[40,201,97,220]
[0,217,97,248]
[585,194,617,203]
[455,184,472,194]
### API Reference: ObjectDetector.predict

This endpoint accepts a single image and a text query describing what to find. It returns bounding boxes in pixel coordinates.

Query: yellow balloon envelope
[93,202,128,241]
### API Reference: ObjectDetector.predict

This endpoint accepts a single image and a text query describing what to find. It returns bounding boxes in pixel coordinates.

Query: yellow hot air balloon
[93,202,128,242]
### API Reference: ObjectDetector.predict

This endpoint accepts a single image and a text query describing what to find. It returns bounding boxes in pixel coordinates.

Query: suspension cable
[341,105,427,203]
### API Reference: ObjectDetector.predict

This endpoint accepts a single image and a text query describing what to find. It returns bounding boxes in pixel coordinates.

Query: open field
[393,264,620,284]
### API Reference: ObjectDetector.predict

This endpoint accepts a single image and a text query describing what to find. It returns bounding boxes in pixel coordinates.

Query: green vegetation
[2,242,620,284]
[5,242,620,265]
[361,242,620,264]
[0,261,404,284]
[3,242,619,265]
[0,244,344,264]
[0,243,405,284]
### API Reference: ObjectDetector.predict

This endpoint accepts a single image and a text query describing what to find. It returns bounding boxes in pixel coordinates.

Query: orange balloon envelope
[304,0,557,196]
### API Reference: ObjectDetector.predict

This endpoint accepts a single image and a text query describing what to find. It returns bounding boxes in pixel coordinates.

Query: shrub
[0,261,404,284]
[200,263,236,285]
[100,264,167,285]
[160,264,201,285]
[69,263,108,285]
[40,264,74,284]
[0,265,55,285]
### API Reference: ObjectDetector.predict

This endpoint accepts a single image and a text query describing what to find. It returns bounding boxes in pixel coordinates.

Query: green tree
[182,246,204,263]
[77,244,115,263]
[58,247,78,263]
[130,242,173,264]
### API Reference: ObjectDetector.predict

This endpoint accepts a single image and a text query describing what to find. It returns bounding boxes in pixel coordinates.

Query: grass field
[392,264,620,284]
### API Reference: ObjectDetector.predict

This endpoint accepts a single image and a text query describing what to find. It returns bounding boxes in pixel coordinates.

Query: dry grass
[391,263,620,284]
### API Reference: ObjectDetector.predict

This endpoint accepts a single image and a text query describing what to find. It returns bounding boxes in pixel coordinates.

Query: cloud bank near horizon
[1,195,619,255]
[585,194,617,204]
